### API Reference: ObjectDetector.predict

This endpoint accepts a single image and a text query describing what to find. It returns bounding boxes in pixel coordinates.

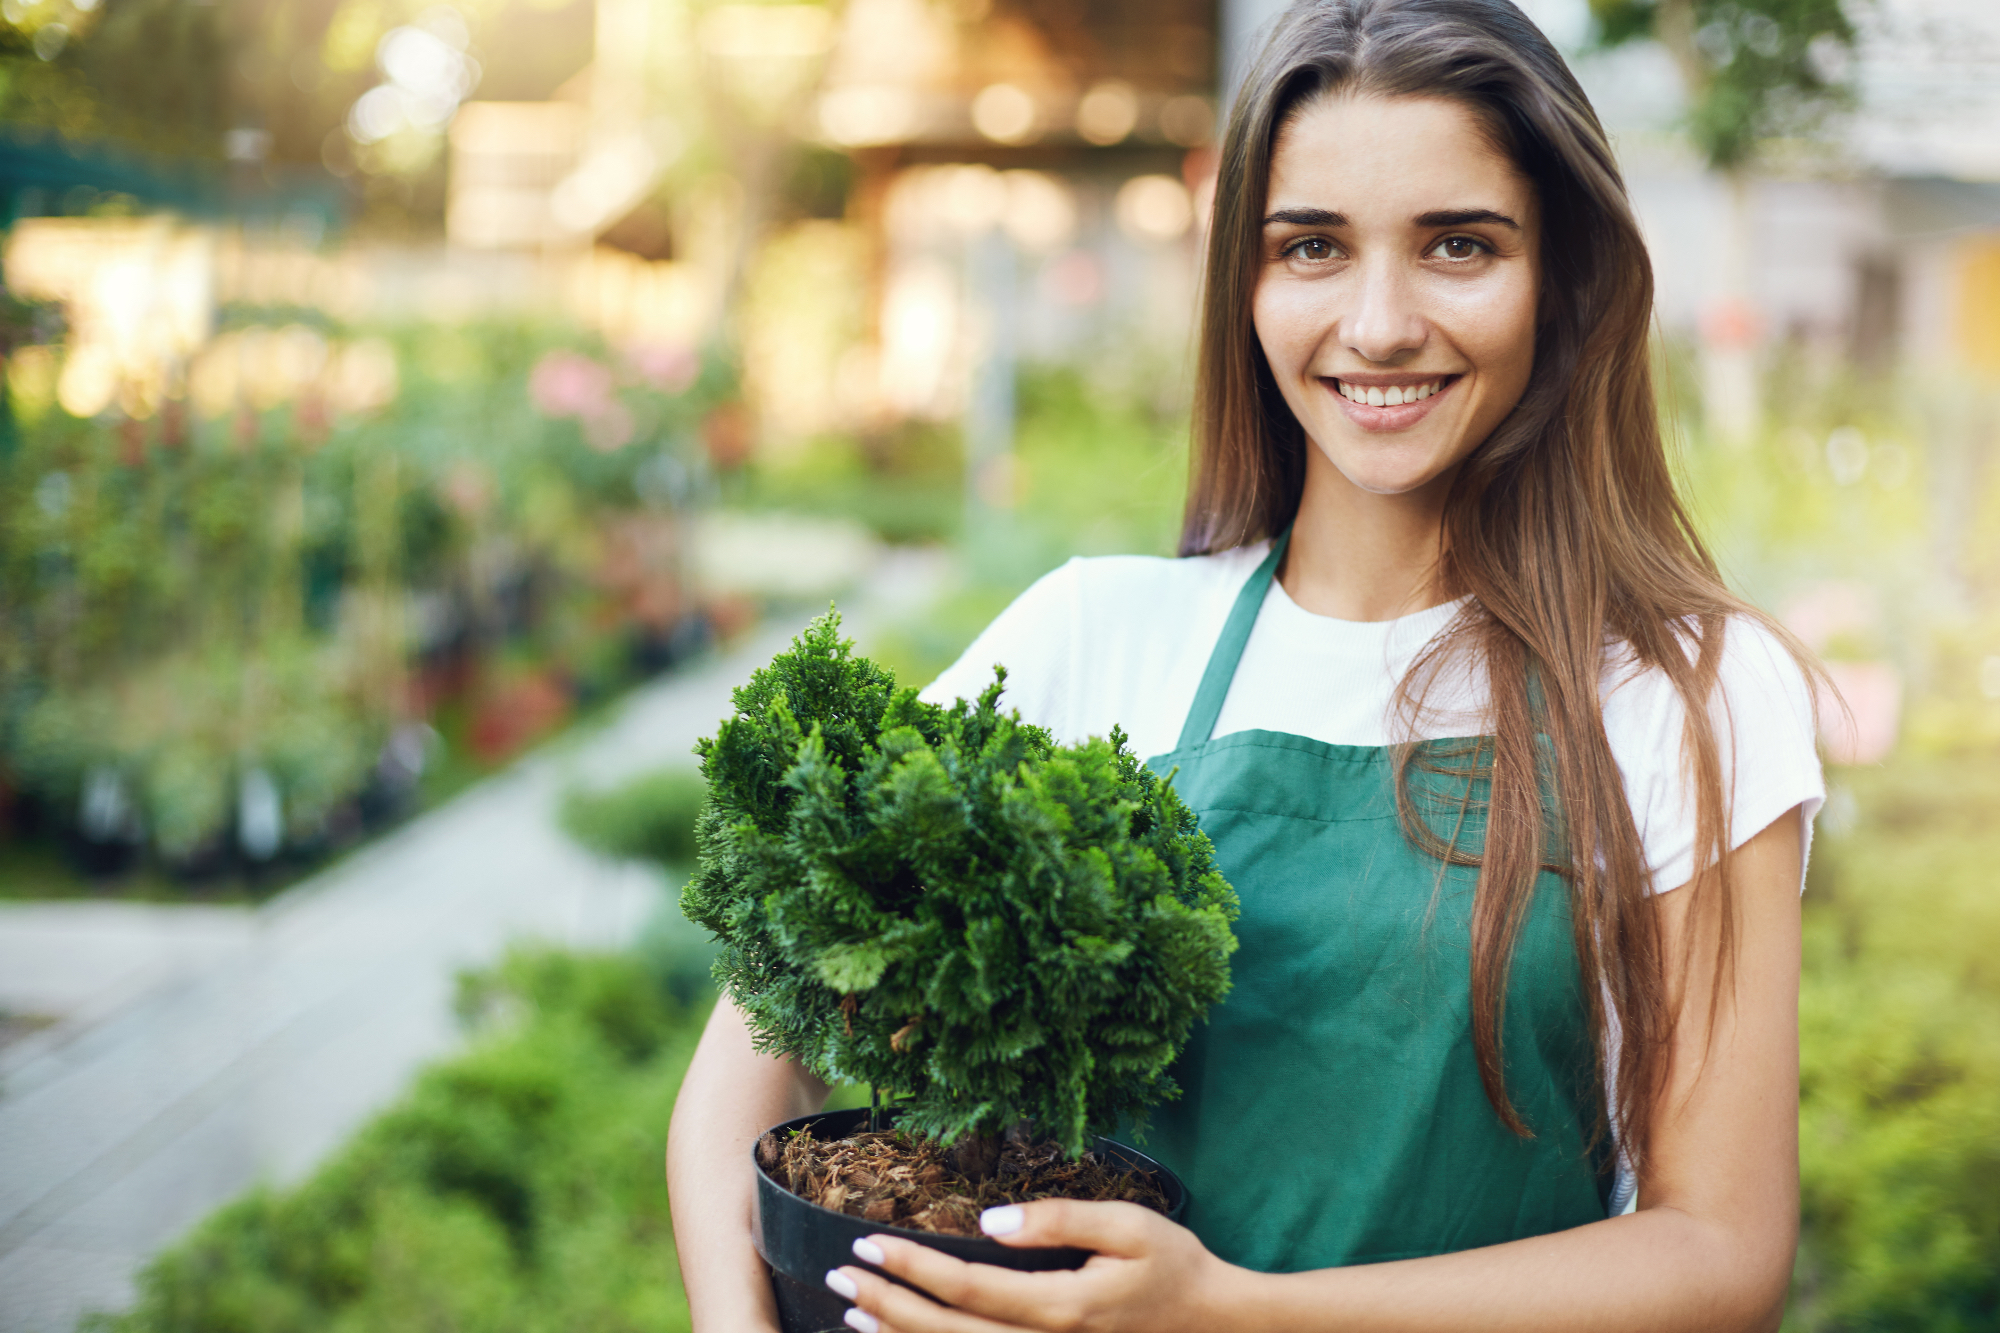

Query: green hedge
[1790,755,2000,1330]
[92,948,706,1333]
[561,770,708,870]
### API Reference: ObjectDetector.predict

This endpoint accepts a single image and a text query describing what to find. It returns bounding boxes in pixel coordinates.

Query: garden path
[0,547,948,1333]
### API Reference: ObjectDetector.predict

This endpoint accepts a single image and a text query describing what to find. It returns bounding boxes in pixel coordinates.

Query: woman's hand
[824,1199,1242,1333]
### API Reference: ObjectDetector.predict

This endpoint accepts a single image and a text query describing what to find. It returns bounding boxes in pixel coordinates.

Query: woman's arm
[833,805,1804,1333]
[668,998,831,1333]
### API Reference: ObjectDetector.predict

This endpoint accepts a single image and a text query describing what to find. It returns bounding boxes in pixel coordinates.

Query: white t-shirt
[921,540,1825,896]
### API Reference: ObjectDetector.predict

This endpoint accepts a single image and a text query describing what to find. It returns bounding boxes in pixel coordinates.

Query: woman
[667,0,1825,1328]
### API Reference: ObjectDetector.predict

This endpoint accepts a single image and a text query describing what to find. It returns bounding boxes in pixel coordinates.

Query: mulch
[757,1126,1171,1237]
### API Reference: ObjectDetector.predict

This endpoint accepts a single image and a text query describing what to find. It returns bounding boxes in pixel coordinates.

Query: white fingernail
[825,1269,859,1300]
[980,1205,1024,1236]
[845,1309,880,1333]
[852,1237,886,1265]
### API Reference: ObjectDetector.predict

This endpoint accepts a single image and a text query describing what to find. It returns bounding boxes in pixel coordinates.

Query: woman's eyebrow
[1263,207,1348,227]
[1414,208,1521,230]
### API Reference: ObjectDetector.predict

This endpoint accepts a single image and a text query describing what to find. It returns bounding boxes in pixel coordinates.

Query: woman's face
[1253,93,1542,500]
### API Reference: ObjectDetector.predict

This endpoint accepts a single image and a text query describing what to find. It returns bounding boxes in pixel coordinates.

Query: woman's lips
[1322,374,1461,431]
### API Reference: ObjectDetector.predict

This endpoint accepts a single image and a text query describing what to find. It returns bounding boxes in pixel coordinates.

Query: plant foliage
[1589,0,1857,170]
[682,611,1239,1157]
[562,769,709,868]
[1788,754,2000,1330]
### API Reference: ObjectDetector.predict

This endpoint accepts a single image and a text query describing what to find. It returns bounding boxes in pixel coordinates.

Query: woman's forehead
[1267,93,1534,221]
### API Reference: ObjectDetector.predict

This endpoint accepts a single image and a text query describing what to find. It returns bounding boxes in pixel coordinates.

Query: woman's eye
[1288,237,1337,262]
[1432,235,1489,261]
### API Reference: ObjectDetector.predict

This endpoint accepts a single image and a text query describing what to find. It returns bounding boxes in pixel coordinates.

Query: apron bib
[1141,535,1608,1273]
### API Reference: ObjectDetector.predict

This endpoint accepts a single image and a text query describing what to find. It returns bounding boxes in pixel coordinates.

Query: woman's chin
[1325,454,1458,499]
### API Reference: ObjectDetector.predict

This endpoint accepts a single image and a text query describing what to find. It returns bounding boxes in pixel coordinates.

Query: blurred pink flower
[625,343,699,393]
[1781,581,1876,653]
[529,350,614,419]
[1700,296,1762,350]
[1040,250,1103,308]
[1818,661,1901,766]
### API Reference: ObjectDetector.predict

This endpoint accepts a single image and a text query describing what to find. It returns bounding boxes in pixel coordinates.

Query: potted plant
[684,612,1239,1332]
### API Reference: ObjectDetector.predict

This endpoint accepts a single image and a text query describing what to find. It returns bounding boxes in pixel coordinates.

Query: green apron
[1141,534,1608,1273]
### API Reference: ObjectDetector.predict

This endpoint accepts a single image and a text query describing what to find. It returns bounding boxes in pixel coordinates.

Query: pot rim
[751,1106,1184,1249]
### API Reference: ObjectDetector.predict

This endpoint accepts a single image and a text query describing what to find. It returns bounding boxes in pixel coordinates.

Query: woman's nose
[1342,258,1427,364]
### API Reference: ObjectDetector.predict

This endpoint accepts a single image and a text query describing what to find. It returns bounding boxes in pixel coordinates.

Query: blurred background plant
[560,766,706,868]
[3,0,2000,1328]
[0,308,735,894]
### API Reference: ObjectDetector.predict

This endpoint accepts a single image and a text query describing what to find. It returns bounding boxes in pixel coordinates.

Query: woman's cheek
[1495,271,1542,373]
[1437,277,1538,396]
[1485,290,1540,403]
[1252,281,1326,380]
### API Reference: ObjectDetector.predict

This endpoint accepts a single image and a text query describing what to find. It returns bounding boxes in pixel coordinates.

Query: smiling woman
[666,3,1829,1332]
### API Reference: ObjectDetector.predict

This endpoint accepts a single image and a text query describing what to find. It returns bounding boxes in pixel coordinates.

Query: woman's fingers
[979,1199,1159,1258]
[828,1260,1036,1333]
[837,1236,1079,1329]
[824,1206,1170,1332]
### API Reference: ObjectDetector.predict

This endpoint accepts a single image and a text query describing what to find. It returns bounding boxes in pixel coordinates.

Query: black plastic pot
[753,1108,1187,1333]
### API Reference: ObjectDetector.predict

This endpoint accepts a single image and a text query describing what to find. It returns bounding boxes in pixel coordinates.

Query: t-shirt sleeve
[918,560,1080,736]
[1605,618,1825,894]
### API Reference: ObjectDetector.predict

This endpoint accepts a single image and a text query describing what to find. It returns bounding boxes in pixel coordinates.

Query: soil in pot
[754,1110,1186,1333]
[757,1123,1172,1237]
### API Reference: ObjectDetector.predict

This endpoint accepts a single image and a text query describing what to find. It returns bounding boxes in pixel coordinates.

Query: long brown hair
[1182,0,1817,1173]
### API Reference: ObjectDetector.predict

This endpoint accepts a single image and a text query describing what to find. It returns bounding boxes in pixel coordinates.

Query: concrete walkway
[0,551,946,1333]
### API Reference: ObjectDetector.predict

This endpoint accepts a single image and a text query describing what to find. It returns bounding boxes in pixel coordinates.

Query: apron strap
[1175,530,1290,752]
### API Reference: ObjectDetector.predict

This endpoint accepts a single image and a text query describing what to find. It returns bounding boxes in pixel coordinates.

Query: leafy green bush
[1010,362,1190,562]
[94,948,703,1333]
[736,427,962,546]
[11,635,377,863]
[561,769,709,867]
[682,610,1239,1161]
[1789,755,2000,1331]
[556,769,723,1007]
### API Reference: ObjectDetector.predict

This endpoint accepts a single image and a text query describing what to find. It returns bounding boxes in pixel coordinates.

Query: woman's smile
[1324,372,1463,430]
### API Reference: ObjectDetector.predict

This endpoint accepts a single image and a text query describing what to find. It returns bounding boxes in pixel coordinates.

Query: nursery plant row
[0,316,740,892]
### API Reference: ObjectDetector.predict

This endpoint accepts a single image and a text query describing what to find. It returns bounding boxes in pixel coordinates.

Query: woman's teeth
[1337,379,1445,406]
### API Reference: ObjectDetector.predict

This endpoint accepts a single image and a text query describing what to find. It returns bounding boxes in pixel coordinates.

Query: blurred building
[440,0,1224,474]
[1624,169,2000,379]
[10,0,1998,445]
[1555,0,2000,383]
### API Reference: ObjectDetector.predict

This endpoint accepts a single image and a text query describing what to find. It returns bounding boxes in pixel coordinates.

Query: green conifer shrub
[682,611,1238,1164]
